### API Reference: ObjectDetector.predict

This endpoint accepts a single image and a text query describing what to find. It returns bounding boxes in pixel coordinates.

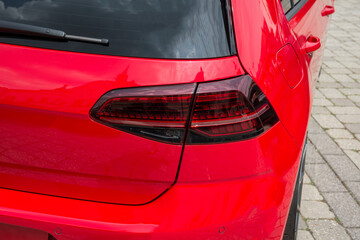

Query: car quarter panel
[0,43,243,205]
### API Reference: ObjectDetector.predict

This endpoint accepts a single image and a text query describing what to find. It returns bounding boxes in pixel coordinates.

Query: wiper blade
[0,20,109,46]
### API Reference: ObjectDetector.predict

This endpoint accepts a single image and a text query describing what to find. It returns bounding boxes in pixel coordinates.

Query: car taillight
[90,84,196,144]
[187,75,278,143]
[90,75,278,144]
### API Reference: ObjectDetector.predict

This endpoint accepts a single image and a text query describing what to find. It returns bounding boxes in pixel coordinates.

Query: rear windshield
[0,0,233,59]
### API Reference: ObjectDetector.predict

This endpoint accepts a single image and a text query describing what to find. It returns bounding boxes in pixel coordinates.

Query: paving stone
[313,98,334,107]
[313,114,344,129]
[350,74,360,81]
[324,61,345,68]
[306,143,325,164]
[319,73,336,82]
[340,88,360,95]
[332,74,355,83]
[335,139,360,150]
[297,230,314,240]
[320,88,346,98]
[323,155,360,181]
[349,95,360,102]
[323,192,360,227]
[316,82,343,88]
[331,98,355,106]
[304,173,311,184]
[299,216,307,230]
[305,164,346,192]
[326,129,353,139]
[300,201,335,219]
[308,117,325,134]
[346,123,360,134]
[344,182,360,203]
[341,82,360,88]
[311,106,331,114]
[328,106,360,115]
[344,150,360,170]
[308,133,343,155]
[336,114,360,123]
[314,89,326,99]
[325,68,353,75]
[347,228,360,240]
[302,184,323,201]
[307,220,351,240]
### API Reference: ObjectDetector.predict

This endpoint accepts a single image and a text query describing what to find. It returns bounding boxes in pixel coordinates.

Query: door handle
[322,5,335,16]
[304,36,321,54]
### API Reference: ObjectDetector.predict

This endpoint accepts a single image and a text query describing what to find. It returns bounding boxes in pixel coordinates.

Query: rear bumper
[0,123,305,240]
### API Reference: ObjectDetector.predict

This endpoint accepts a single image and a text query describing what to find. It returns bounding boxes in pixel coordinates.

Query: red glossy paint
[0,0,333,239]
[0,43,243,205]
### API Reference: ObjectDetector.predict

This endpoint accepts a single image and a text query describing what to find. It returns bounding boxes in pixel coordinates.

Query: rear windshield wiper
[0,20,109,46]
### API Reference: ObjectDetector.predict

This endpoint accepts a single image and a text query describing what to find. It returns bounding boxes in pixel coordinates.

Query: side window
[281,0,292,13]
[281,0,308,19]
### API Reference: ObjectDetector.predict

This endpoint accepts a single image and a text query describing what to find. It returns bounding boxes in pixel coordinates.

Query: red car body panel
[0,43,243,205]
[0,0,333,239]
[0,123,300,240]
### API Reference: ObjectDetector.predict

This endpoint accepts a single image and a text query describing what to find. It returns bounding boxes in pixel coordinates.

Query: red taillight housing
[90,75,278,144]
[90,84,196,144]
[187,75,278,143]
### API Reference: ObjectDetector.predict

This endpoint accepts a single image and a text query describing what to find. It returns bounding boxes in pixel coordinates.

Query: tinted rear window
[0,0,232,59]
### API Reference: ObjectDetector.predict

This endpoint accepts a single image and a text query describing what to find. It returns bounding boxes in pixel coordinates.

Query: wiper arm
[0,20,109,46]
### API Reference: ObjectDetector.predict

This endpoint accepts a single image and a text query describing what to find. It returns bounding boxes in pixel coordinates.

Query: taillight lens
[187,75,278,143]
[90,84,196,144]
[90,75,278,144]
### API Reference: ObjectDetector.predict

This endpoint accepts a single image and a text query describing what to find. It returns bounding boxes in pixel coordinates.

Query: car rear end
[0,0,308,239]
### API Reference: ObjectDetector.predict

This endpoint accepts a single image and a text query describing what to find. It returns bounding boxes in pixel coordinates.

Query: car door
[282,0,335,84]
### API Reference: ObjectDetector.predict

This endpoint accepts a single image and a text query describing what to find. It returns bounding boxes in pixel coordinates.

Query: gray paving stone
[349,95,360,103]
[336,114,360,123]
[332,74,356,83]
[346,123,360,134]
[341,82,360,88]
[307,220,351,240]
[308,117,325,134]
[335,139,360,150]
[306,143,325,164]
[313,98,334,107]
[308,133,343,155]
[331,98,355,106]
[299,216,307,230]
[300,201,335,219]
[326,129,353,139]
[344,150,360,170]
[314,89,326,99]
[347,228,360,240]
[344,182,360,203]
[317,82,343,88]
[311,106,331,114]
[305,164,346,192]
[313,114,344,129]
[297,230,314,240]
[304,173,311,184]
[323,155,360,181]
[323,192,360,227]
[320,88,346,98]
[340,88,360,95]
[302,184,323,201]
[319,73,336,83]
[328,106,360,115]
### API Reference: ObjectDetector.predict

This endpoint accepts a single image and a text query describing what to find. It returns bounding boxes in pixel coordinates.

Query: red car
[0,0,334,239]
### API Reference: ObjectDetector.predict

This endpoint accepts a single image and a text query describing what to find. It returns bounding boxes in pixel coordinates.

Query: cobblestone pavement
[298,0,360,239]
